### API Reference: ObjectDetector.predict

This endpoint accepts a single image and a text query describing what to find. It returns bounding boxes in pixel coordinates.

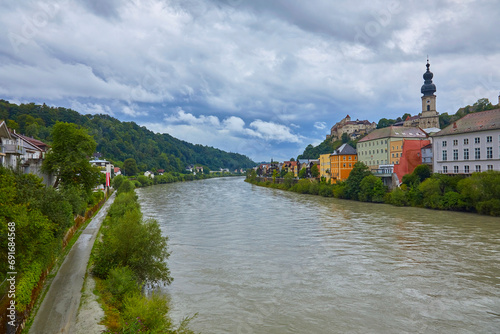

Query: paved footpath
[29,192,116,334]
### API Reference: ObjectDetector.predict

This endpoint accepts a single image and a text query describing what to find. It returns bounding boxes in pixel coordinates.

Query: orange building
[329,143,357,183]
[393,139,431,182]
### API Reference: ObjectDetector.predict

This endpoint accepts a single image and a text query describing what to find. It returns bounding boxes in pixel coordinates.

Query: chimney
[453,122,457,129]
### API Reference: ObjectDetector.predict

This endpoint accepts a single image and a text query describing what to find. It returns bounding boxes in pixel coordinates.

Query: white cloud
[70,101,114,116]
[1,0,499,161]
[314,122,327,130]
[122,105,147,117]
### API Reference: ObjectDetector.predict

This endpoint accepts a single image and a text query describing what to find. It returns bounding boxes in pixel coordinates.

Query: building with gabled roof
[319,143,358,183]
[432,108,500,174]
[329,143,357,183]
[357,126,428,170]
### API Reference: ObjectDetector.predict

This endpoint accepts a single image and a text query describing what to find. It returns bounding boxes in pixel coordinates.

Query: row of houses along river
[137,177,500,334]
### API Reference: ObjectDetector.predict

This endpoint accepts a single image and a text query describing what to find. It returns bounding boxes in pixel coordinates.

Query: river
[136,177,500,334]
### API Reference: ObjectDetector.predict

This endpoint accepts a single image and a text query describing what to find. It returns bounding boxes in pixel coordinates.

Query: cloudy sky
[1,0,499,162]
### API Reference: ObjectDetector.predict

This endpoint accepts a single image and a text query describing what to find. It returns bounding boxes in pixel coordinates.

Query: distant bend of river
[137,177,500,334]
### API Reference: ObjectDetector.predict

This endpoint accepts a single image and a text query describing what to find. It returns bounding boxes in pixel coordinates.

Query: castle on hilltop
[327,60,441,141]
[327,115,376,141]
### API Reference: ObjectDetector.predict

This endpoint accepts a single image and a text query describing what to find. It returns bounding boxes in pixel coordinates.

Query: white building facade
[433,109,500,174]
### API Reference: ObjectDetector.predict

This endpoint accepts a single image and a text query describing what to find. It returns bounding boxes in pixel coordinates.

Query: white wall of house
[433,129,500,174]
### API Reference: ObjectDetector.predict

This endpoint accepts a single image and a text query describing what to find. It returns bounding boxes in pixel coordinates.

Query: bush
[137,175,152,187]
[122,293,172,333]
[112,175,125,189]
[476,199,500,216]
[117,179,135,194]
[61,185,87,215]
[440,191,466,211]
[359,175,386,203]
[318,184,334,197]
[386,187,409,206]
[106,266,140,309]
[93,193,172,285]
[291,180,312,194]
[333,183,347,199]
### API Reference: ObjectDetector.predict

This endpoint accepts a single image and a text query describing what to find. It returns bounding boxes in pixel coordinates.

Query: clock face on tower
[427,100,430,104]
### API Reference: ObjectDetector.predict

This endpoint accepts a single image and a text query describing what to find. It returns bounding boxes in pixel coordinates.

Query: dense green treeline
[0,167,105,312]
[91,183,195,333]
[0,100,255,172]
[246,163,500,217]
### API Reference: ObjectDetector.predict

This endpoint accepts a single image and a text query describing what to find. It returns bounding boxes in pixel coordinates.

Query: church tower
[419,59,440,129]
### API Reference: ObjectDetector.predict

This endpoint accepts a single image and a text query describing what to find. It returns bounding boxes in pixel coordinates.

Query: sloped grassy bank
[90,179,196,333]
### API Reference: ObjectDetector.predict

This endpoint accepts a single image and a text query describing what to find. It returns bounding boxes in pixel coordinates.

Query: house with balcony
[0,121,24,168]
[432,108,500,174]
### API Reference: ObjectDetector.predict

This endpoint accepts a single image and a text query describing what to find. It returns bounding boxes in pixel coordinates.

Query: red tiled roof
[358,126,427,142]
[433,108,500,137]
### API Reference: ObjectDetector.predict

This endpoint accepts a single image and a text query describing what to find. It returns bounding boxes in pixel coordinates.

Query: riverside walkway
[29,192,116,334]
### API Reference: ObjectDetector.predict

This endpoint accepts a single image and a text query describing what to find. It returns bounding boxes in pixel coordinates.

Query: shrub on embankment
[92,182,195,333]
[0,166,107,333]
[246,163,500,216]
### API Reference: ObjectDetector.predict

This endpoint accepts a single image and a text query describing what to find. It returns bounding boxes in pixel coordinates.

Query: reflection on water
[137,177,500,334]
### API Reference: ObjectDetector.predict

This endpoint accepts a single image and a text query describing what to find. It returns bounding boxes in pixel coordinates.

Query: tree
[341,132,350,143]
[472,98,493,112]
[359,175,386,202]
[311,164,320,178]
[42,122,100,193]
[283,172,295,188]
[298,167,307,179]
[123,158,139,176]
[413,164,431,182]
[377,118,395,129]
[345,162,371,200]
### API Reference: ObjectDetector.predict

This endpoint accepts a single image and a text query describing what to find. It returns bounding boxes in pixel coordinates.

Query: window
[349,156,351,160]
[464,138,469,145]
[487,136,492,143]
[464,148,469,160]
[475,137,480,144]
[396,153,399,157]
[349,163,352,167]
[475,165,481,172]
[453,149,458,161]
[475,148,481,159]
[454,166,459,173]
[343,163,346,167]
[487,165,493,171]
[442,141,447,147]
[442,150,448,161]
[453,139,458,146]
[464,165,469,173]
[427,105,430,111]
[487,147,493,159]
[443,166,448,173]
[392,153,394,158]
